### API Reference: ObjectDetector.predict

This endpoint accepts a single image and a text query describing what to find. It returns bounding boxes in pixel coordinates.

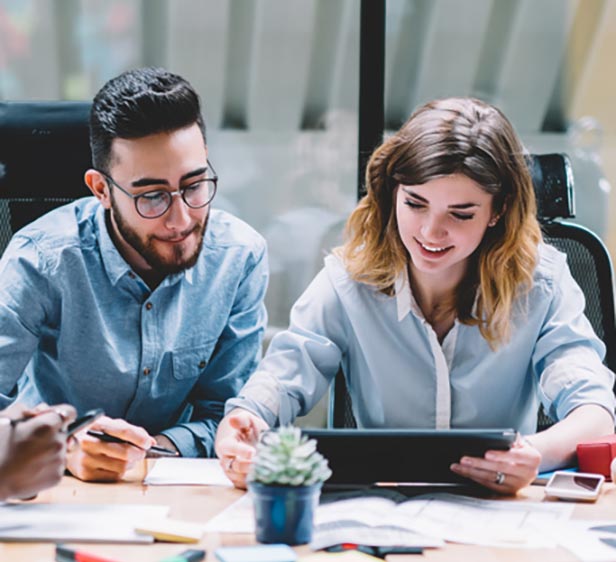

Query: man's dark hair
[90,67,206,171]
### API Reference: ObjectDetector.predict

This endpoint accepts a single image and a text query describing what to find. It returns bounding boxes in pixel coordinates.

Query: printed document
[540,519,616,561]
[201,491,573,550]
[311,493,573,549]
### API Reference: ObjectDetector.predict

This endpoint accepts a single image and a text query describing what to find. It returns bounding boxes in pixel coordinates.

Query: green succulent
[249,426,332,486]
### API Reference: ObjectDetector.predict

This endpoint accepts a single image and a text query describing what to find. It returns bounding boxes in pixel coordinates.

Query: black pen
[87,429,179,457]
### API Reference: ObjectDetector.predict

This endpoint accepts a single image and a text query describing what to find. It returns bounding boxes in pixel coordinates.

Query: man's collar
[97,206,133,286]
[97,206,195,288]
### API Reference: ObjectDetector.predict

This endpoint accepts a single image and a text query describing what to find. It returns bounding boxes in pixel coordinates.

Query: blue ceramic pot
[248,481,322,545]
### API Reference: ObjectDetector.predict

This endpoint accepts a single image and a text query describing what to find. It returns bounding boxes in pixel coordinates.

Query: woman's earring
[488,218,498,227]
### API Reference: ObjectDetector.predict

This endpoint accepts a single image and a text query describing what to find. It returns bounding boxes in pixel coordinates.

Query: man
[0,67,268,481]
[0,403,76,500]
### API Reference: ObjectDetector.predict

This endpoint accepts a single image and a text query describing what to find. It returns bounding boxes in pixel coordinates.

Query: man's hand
[0,403,76,500]
[66,416,155,482]
[215,409,269,489]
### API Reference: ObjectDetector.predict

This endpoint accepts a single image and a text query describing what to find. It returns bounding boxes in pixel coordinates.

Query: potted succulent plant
[247,425,332,545]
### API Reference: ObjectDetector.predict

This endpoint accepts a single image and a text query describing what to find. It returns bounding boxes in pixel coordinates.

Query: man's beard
[110,196,207,276]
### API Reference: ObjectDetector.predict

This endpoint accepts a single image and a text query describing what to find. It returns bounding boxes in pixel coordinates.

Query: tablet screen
[302,428,517,486]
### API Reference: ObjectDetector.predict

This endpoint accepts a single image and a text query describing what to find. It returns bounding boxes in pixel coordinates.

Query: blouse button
[198,360,206,369]
[143,367,151,376]
[145,302,153,311]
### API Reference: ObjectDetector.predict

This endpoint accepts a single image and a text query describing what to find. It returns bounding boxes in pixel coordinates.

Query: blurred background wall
[1,0,615,425]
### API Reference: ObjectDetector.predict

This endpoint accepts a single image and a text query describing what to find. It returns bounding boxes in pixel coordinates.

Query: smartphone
[66,408,104,436]
[544,471,604,502]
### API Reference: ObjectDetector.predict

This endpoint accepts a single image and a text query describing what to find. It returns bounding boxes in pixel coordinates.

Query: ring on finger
[494,471,505,485]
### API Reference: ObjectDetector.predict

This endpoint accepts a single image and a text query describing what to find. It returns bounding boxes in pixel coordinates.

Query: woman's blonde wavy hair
[342,97,542,348]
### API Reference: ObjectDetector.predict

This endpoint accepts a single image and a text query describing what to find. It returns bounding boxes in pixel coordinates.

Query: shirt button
[128,272,136,279]
[145,302,153,310]
[143,367,151,376]
[198,360,206,369]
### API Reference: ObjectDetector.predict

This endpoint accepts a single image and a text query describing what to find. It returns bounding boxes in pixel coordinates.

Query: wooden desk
[3,462,616,562]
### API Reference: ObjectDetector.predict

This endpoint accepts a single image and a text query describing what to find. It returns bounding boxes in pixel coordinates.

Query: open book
[310,492,573,550]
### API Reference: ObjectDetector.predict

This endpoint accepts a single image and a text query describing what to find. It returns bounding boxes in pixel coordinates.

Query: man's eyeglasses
[98,160,218,219]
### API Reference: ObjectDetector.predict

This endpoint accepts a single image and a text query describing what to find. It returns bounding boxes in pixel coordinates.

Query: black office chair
[531,154,616,430]
[0,101,92,254]
[329,153,616,430]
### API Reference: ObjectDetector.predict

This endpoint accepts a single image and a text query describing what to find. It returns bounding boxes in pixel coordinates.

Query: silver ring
[495,471,505,485]
[226,457,235,472]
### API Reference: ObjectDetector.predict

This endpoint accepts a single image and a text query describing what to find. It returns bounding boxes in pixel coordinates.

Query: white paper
[0,503,169,543]
[202,490,574,550]
[144,458,233,486]
[311,493,573,550]
[404,493,573,548]
[311,496,442,550]
[203,494,255,533]
[541,519,616,562]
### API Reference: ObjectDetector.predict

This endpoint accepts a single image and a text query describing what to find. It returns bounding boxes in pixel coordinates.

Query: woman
[215,97,615,494]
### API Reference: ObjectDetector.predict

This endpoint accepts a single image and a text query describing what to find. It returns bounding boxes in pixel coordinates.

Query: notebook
[302,428,517,487]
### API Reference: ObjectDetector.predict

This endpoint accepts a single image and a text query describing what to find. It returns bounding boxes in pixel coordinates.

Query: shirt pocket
[172,341,217,380]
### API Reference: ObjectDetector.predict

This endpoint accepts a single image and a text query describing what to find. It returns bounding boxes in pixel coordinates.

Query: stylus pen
[86,429,179,457]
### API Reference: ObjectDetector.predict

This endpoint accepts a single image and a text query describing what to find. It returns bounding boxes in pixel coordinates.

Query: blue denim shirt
[0,197,268,457]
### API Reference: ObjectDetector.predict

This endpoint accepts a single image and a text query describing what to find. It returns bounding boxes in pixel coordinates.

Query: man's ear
[84,169,112,209]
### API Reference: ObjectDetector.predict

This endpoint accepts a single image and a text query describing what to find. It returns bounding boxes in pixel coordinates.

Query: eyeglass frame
[96,160,218,219]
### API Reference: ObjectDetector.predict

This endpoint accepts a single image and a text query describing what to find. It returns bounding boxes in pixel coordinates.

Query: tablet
[302,428,517,486]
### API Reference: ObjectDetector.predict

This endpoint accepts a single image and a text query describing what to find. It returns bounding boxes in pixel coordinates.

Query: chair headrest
[528,153,575,222]
[0,101,92,199]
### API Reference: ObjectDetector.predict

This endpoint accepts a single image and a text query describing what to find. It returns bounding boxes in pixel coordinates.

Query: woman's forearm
[526,404,614,471]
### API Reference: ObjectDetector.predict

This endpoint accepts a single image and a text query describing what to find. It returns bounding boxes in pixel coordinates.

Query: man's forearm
[154,434,180,455]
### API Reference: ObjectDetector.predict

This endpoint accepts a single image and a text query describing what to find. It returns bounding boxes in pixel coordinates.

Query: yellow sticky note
[135,518,205,543]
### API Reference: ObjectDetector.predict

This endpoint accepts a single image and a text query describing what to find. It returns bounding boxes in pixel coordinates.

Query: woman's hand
[215,409,269,489]
[450,435,541,494]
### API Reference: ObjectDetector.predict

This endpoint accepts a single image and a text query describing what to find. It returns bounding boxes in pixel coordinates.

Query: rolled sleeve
[534,258,616,422]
